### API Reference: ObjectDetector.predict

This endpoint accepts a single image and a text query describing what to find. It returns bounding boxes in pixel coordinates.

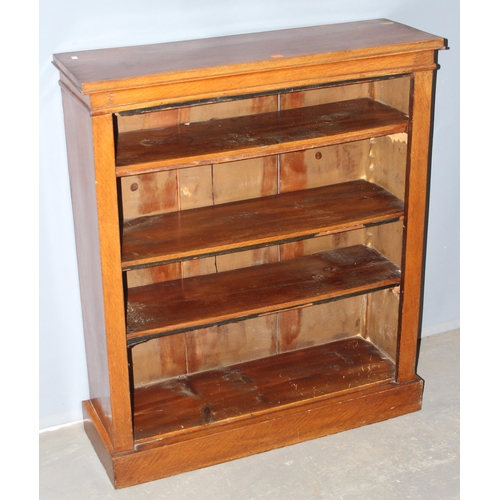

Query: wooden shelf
[133,336,395,442]
[115,98,408,176]
[122,180,404,270]
[126,244,400,345]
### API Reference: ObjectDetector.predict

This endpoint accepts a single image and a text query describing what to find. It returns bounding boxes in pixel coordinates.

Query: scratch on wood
[200,404,214,424]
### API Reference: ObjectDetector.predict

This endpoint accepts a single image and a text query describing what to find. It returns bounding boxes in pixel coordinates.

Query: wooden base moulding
[84,377,423,489]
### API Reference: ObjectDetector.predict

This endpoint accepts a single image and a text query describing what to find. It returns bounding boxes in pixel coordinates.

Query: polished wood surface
[60,89,114,441]
[54,19,445,488]
[53,20,444,115]
[116,98,407,175]
[396,69,436,382]
[91,114,134,451]
[53,19,444,93]
[122,180,404,269]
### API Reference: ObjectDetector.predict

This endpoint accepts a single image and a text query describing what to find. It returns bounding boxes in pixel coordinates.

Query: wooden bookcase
[53,19,446,488]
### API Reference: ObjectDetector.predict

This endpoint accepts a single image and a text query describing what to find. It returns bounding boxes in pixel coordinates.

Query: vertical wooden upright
[397,69,437,382]
[54,19,446,488]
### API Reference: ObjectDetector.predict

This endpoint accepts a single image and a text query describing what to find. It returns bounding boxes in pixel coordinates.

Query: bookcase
[53,19,446,488]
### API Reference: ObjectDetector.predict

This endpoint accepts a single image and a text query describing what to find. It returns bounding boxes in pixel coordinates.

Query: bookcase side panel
[60,90,116,445]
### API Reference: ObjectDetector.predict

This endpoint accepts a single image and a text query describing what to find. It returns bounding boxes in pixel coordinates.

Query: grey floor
[40,329,459,499]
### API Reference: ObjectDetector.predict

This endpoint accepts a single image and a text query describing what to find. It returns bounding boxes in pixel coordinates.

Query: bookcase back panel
[119,137,406,228]
[116,96,278,132]
[373,75,411,115]
[366,287,401,361]
[277,296,367,352]
[126,262,182,288]
[213,156,279,204]
[280,81,373,109]
[280,142,369,192]
[116,107,179,134]
[120,141,388,220]
[130,293,381,387]
[367,134,408,201]
[129,222,402,386]
[278,75,410,114]
[123,84,409,381]
[120,156,278,222]
[367,220,404,268]
[184,316,278,374]
[120,170,178,220]
[182,95,279,123]
[131,333,188,386]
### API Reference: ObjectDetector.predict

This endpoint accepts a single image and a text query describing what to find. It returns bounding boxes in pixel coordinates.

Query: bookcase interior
[117,77,409,401]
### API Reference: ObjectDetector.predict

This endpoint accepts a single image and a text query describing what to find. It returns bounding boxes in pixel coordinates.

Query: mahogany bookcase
[53,19,446,488]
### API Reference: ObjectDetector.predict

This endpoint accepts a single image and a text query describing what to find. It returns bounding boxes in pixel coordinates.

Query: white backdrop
[39,0,460,429]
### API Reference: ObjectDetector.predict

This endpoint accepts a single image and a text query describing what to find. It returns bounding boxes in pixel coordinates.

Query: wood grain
[84,377,423,488]
[53,19,444,94]
[115,98,408,175]
[133,336,395,441]
[126,245,400,344]
[396,70,436,382]
[60,89,114,443]
[54,18,445,487]
[122,180,404,269]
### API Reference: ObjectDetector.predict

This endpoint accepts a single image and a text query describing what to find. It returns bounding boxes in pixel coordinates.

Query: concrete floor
[40,329,459,499]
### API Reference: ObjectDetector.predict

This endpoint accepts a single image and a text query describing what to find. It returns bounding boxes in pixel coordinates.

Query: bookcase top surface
[53,19,445,94]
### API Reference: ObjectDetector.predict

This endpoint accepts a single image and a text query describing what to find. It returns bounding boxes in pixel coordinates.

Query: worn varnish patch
[115,98,408,175]
[126,244,401,345]
[133,336,395,441]
[121,179,404,270]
